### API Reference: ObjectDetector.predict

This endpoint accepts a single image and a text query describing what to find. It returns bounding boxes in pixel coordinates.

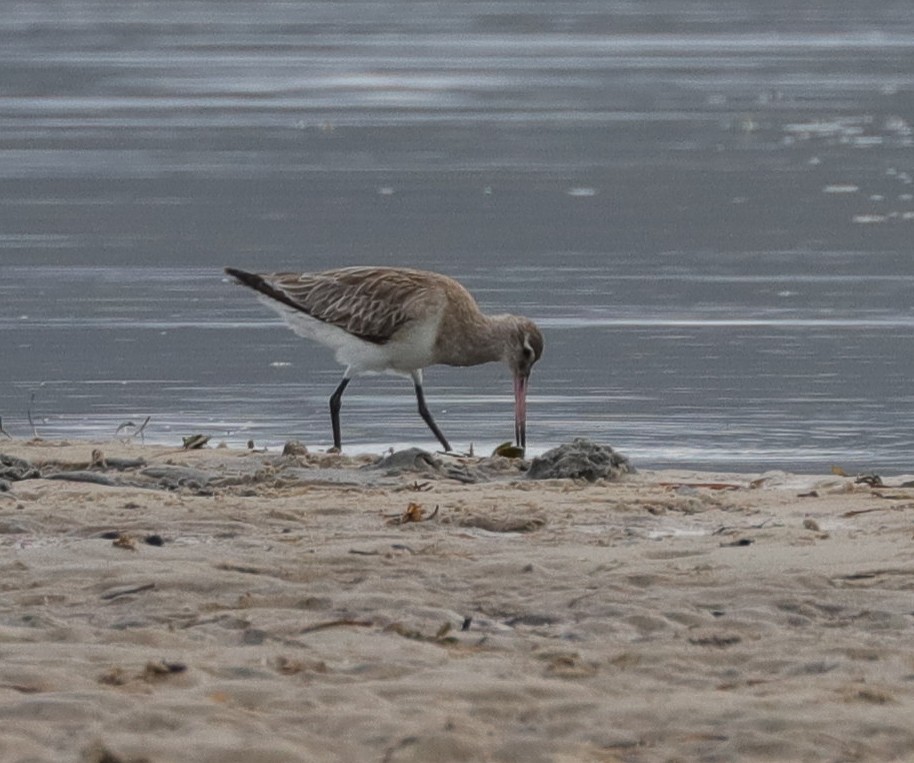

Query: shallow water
[2,3,914,472]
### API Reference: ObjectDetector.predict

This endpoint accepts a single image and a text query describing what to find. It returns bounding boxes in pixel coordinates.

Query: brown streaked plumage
[225,266,544,452]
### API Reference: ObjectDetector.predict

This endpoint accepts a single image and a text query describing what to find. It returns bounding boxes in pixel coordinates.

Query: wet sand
[2,438,913,762]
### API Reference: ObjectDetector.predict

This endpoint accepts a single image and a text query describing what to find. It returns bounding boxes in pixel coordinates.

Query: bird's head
[505,318,544,379]
[501,317,544,451]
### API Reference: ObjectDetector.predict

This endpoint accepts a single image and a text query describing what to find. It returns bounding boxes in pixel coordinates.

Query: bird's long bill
[513,373,528,450]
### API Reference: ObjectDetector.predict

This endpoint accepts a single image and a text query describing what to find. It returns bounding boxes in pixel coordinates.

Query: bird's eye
[522,338,535,359]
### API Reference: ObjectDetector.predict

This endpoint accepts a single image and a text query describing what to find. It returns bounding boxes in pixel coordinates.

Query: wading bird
[226,266,543,452]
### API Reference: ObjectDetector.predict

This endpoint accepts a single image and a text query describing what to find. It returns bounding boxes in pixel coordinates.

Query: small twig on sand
[712,518,773,535]
[116,415,152,444]
[659,481,742,491]
[100,582,157,601]
[843,502,914,517]
[299,619,373,635]
[133,415,151,442]
[0,416,11,439]
[26,393,37,439]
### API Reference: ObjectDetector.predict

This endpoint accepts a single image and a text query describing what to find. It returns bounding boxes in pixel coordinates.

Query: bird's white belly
[263,298,440,375]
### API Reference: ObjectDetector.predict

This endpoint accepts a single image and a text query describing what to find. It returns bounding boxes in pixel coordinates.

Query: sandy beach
[1,439,913,762]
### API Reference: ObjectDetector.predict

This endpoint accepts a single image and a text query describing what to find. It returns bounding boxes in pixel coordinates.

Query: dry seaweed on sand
[526,438,633,481]
[181,434,210,450]
[97,660,186,688]
[385,502,439,525]
[281,440,309,457]
[111,533,138,551]
[142,660,187,681]
[492,441,525,459]
[383,620,460,645]
[393,480,433,492]
[0,452,40,481]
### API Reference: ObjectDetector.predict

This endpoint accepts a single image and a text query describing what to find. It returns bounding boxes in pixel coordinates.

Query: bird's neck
[435,312,516,367]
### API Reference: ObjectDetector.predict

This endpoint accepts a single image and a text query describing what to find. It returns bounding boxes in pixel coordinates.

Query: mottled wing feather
[266,268,441,344]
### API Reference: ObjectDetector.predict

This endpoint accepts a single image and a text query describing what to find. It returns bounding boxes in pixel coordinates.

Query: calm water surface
[2,3,914,472]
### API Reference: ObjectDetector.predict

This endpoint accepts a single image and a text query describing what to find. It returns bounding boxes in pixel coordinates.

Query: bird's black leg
[329,376,351,451]
[516,418,526,450]
[412,374,451,452]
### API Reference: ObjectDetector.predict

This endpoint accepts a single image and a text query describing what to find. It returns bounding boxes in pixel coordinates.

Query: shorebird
[225,266,543,453]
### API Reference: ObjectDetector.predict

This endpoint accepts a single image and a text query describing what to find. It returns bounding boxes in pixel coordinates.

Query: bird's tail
[225,267,313,316]
[225,267,264,291]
